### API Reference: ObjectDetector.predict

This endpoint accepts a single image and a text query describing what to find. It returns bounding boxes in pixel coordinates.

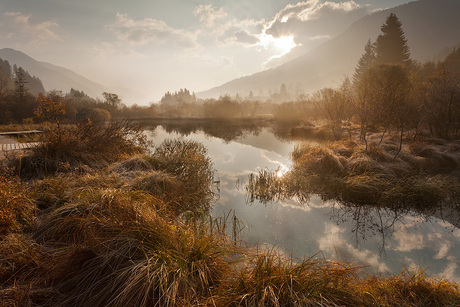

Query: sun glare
[273,35,297,55]
[275,165,290,178]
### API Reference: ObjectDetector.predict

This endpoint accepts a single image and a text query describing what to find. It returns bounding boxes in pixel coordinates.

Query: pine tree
[353,39,376,84]
[374,13,411,67]
[13,65,28,100]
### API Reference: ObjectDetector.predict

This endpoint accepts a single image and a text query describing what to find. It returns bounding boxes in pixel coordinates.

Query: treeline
[0,55,161,124]
[156,13,460,143]
[311,14,460,143]
[0,84,158,125]
[0,58,47,123]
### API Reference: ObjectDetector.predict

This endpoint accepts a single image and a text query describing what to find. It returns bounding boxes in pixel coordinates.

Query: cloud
[318,224,390,272]
[194,4,228,27]
[0,12,61,43]
[109,13,197,48]
[191,3,264,47]
[232,30,259,45]
[264,1,367,47]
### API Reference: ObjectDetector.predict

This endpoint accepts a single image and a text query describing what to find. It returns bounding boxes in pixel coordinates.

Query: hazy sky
[0,0,414,103]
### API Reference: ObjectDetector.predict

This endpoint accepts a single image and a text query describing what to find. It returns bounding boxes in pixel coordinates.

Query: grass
[15,120,150,178]
[1,124,460,306]
[0,175,36,237]
[1,134,229,306]
[248,138,460,212]
[218,250,362,306]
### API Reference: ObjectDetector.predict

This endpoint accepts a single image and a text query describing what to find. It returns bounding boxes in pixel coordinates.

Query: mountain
[198,0,460,99]
[0,48,108,98]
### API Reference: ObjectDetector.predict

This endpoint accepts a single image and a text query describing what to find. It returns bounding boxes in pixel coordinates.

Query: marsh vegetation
[2,124,460,306]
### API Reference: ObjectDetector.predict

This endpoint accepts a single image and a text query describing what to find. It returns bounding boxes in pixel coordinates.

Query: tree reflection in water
[246,168,460,253]
[140,118,294,143]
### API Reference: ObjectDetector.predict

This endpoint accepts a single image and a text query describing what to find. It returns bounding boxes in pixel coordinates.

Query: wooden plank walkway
[1,142,39,151]
[0,134,39,156]
[0,130,43,136]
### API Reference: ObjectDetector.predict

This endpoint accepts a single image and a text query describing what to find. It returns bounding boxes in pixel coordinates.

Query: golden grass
[250,139,460,210]
[0,175,36,236]
[16,120,150,178]
[2,136,460,306]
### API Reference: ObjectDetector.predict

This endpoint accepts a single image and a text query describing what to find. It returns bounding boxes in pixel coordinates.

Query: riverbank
[1,122,460,306]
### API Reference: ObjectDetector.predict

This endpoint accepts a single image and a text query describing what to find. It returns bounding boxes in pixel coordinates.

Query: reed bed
[1,132,460,306]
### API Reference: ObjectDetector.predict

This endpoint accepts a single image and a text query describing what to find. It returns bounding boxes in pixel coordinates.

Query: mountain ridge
[198,0,460,99]
[0,48,108,98]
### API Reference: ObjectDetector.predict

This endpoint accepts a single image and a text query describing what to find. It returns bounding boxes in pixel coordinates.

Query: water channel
[144,121,460,282]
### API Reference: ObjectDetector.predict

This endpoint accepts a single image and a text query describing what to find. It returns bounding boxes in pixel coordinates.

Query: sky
[0,0,414,104]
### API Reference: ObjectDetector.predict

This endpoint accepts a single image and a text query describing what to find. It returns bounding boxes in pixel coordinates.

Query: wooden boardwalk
[0,133,39,156]
[1,142,39,151]
[0,130,43,136]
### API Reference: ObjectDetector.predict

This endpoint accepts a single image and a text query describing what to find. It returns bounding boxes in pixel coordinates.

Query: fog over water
[147,125,460,282]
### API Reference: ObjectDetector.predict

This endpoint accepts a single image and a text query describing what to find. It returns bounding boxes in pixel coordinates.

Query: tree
[374,13,411,67]
[358,64,412,154]
[102,92,121,109]
[353,39,376,84]
[13,65,28,101]
[417,68,460,138]
[314,88,348,140]
[34,93,66,129]
[280,83,289,102]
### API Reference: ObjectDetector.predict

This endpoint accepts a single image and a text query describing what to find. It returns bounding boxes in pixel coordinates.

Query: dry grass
[218,250,362,306]
[249,138,460,210]
[2,134,460,306]
[361,268,460,306]
[16,120,150,178]
[150,138,218,214]
[0,175,36,236]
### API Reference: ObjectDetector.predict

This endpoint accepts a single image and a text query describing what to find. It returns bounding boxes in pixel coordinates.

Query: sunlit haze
[0,0,413,104]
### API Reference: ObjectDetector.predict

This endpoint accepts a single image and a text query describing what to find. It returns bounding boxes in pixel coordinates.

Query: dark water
[146,123,460,282]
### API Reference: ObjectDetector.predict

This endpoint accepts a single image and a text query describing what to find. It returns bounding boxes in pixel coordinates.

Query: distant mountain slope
[0,48,108,98]
[198,0,460,99]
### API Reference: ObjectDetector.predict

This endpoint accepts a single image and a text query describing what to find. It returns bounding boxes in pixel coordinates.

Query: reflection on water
[145,122,460,282]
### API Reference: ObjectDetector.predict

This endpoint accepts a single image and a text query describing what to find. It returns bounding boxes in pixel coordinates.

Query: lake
[145,121,460,282]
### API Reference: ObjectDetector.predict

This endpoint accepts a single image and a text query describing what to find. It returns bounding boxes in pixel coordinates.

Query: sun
[273,35,297,55]
[275,165,290,179]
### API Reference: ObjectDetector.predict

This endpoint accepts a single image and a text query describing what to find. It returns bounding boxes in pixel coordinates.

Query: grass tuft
[0,175,36,237]
[249,139,460,210]
[219,250,362,306]
[17,120,150,178]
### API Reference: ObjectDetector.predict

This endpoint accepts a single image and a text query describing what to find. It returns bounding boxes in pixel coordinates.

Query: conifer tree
[353,39,376,84]
[13,65,28,100]
[374,13,411,67]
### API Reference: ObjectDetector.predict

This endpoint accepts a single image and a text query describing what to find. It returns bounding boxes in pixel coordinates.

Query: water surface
[146,124,460,282]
